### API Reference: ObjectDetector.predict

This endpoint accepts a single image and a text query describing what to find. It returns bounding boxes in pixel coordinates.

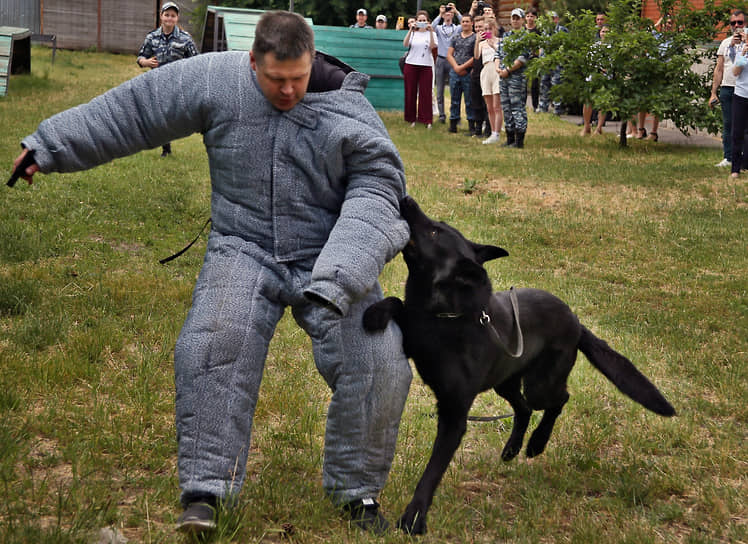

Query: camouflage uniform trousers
[538,67,563,114]
[500,71,528,134]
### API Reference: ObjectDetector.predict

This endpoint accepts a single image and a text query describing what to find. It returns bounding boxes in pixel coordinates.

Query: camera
[445,6,452,11]
[416,21,428,28]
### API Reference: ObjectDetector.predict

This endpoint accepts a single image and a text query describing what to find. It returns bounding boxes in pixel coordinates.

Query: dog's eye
[430,230,438,238]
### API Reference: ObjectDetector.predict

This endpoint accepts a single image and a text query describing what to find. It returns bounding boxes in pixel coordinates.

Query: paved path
[559,114,722,149]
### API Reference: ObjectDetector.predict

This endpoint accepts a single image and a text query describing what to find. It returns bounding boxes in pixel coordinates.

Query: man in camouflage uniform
[137,2,198,156]
[496,8,529,148]
[538,11,567,114]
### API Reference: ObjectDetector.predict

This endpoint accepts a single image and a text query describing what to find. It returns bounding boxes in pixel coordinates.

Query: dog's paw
[363,306,391,331]
[362,297,403,332]
[397,505,427,535]
[501,440,521,462]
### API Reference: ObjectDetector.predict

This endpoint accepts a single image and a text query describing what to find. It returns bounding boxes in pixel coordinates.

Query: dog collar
[435,312,463,318]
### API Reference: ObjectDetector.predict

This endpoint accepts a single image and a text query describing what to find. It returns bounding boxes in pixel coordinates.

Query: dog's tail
[578,326,675,417]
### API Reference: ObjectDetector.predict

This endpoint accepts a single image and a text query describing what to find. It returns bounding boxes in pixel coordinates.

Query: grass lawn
[0,47,745,543]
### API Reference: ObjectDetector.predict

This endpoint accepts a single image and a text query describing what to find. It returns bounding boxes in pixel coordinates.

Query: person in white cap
[136,2,198,156]
[496,7,530,147]
[350,8,372,28]
[375,14,388,29]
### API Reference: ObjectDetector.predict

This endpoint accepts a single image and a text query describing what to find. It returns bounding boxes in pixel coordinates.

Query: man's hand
[8,148,38,186]
[140,56,159,69]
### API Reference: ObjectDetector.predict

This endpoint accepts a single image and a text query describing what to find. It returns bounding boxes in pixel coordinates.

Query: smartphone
[483,31,492,39]
[397,16,404,27]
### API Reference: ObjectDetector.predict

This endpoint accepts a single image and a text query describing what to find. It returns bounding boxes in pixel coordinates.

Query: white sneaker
[715,158,731,168]
[427,123,432,129]
[482,134,500,144]
[410,122,416,128]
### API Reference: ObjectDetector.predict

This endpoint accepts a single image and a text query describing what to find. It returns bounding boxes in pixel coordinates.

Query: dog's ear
[473,243,509,264]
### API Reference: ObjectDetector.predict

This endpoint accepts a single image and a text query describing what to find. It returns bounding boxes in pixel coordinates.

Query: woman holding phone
[403,11,437,128]
[476,17,502,143]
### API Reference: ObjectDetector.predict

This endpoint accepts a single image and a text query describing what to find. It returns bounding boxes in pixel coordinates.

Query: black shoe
[344,498,390,536]
[176,501,217,535]
[502,131,516,147]
[448,119,458,133]
[438,116,446,124]
[515,131,525,148]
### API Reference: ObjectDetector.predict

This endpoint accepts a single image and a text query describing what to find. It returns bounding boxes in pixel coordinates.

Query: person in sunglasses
[709,10,747,168]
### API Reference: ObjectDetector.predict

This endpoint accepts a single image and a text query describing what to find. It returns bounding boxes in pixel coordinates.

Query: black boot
[161,143,172,157]
[502,131,516,147]
[515,132,525,148]
[465,119,475,136]
[448,119,458,133]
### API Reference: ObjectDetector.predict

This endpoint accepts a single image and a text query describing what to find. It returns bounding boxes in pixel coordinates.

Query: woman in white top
[476,17,503,143]
[403,10,437,127]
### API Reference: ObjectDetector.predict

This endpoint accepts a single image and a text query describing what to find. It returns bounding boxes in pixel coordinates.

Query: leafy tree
[505,0,743,146]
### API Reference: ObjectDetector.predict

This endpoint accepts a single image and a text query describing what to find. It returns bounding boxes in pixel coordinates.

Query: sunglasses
[730,20,745,26]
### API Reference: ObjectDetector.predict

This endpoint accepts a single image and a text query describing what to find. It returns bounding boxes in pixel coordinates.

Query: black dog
[363,196,675,535]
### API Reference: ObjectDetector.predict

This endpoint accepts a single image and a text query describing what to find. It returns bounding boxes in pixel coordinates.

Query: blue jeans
[449,70,473,121]
[175,232,412,507]
[719,85,734,161]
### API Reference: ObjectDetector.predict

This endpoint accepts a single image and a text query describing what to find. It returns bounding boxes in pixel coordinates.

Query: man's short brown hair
[252,11,315,64]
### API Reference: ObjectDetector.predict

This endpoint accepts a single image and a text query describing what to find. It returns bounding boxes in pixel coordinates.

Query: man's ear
[473,243,508,264]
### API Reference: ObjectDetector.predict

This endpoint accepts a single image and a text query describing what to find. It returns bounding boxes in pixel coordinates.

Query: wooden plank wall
[41,0,156,53]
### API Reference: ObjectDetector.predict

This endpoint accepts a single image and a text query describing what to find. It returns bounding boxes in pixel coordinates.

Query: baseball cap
[511,8,525,18]
[376,14,387,22]
[161,1,179,13]
[357,8,367,15]
[550,11,559,17]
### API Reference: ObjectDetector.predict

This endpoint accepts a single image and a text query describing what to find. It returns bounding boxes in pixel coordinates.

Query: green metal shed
[201,6,404,111]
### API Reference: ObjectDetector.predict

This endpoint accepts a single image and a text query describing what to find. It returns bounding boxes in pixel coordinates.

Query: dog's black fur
[363,196,675,535]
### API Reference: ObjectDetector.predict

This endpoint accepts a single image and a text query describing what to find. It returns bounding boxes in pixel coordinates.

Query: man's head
[510,8,524,29]
[375,14,387,29]
[250,11,315,111]
[442,5,455,23]
[730,10,746,31]
[595,12,606,27]
[525,8,538,28]
[460,14,473,33]
[482,6,494,17]
[160,2,179,33]
[473,15,485,33]
[355,8,368,26]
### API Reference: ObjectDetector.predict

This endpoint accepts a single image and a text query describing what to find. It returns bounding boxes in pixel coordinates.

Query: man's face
[461,17,473,32]
[483,7,493,17]
[596,14,606,27]
[160,9,178,33]
[525,12,537,27]
[250,51,313,111]
[375,19,387,29]
[729,14,745,33]
[356,12,367,26]
[443,10,454,23]
[474,20,484,34]
[511,15,523,29]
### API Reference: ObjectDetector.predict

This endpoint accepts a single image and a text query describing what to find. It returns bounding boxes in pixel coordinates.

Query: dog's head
[399,196,508,314]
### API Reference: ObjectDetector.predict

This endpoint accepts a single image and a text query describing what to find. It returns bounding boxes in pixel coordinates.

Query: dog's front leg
[399,402,470,535]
